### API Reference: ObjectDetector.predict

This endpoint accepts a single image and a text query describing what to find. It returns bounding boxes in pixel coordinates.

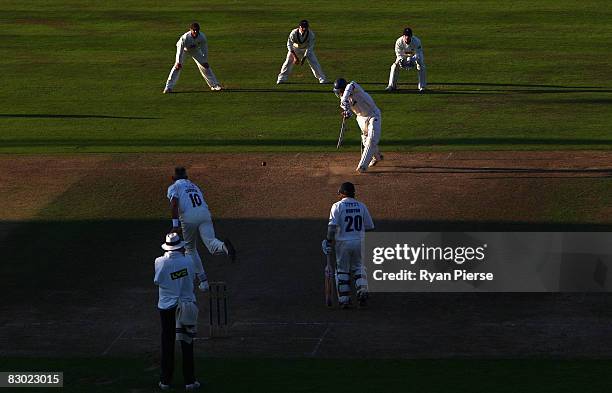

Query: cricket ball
[261,161,266,166]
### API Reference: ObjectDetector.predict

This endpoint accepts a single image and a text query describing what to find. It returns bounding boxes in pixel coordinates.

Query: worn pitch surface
[0,151,611,358]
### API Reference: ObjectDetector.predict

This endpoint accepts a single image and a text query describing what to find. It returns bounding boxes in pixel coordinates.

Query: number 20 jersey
[328,197,375,241]
[167,179,210,221]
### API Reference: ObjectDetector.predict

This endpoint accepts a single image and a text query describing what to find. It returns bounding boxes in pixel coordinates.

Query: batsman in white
[163,22,223,93]
[385,27,427,92]
[277,20,328,84]
[322,182,374,308]
[333,78,384,173]
[168,167,236,292]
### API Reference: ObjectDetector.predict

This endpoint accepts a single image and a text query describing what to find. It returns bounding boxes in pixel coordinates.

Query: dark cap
[403,27,412,37]
[190,22,200,31]
[174,166,188,180]
[338,182,355,197]
[299,19,309,28]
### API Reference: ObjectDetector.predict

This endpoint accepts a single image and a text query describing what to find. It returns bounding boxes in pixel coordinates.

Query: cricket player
[385,27,427,92]
[168,167,236,292]
[276,20,328,84]
[333,78,384,173]
[322,182,374,308]
[154,233,200,391]
[163,22,223,93]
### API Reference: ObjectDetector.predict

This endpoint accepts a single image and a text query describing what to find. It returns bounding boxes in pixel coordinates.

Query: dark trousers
[159,306,195,385]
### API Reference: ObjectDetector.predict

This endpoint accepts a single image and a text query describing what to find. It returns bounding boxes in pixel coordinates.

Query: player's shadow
[357,81,612,94]
[0,114,159,120]
[173,88,330,94]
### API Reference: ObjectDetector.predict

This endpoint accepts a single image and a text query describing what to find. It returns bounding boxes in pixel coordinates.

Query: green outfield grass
[2,357,612,393]
[1,0,611,153]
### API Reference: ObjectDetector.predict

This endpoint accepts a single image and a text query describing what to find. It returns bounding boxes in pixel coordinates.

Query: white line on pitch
[309,325,331,357]
[102,327,127,356]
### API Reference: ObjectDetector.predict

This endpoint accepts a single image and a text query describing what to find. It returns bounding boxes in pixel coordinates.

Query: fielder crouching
[322,182,375,308]
[333,78,384,173]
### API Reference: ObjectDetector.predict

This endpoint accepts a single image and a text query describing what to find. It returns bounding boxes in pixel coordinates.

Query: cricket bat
[336,116,346,149]
[324,254,334,307]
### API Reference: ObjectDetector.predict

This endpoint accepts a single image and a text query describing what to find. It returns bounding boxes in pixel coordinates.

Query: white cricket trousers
[388,53,427,91]
[334,239,368,304]
[357,112,382,170]
[277,48,326,83]
[165,50,220,90]
[181,208,225,280]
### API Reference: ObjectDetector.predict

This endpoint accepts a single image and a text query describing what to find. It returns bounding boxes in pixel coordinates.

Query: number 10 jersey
[167,179,210,223]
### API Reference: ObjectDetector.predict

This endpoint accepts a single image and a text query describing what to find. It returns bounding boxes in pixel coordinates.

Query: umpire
[154,233,201,390]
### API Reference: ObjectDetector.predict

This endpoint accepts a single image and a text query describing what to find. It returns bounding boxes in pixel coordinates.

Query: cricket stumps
[208,281,229,338]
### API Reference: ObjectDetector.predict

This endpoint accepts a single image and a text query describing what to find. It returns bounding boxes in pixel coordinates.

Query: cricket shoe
[339,300,352,310]
[384,86,396,92]
[210,85,223,91]
[224,239,236,262]
[162,88,172,94]
[369,154,384,167]
[319,79,329,84]
[356,166,367,174]
[418,88,427,94]
[185,381,201,390]
[276,80,286,85]
[158,381,170,390]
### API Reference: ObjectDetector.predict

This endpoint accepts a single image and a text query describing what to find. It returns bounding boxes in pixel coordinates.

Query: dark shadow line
[338,82,609,89]
[2,138,612,148]
[470,175,612,180]
[404,166,612,174]
[0,114,159,120]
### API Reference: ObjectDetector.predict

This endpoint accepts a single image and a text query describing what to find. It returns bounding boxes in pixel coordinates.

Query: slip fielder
[163,22,223,93]
[322,182,375,308]
[386,27,427,92]
[333,78,384,173]
[277,20,328,84]
[167,167,236,292]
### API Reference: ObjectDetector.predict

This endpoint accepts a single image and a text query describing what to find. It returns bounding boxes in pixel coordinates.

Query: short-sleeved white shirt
[328,197,374,241]
[167,179,209,218]
[154,251,196,309]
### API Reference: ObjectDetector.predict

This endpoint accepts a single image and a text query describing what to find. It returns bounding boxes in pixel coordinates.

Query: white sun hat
[161,232,185,251]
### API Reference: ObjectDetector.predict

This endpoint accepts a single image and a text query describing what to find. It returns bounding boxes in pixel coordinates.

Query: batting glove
[321,239,332,255]
[342,110,352,119]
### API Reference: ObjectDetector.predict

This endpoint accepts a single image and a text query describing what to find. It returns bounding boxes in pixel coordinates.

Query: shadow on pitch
[373,165,612,177]
[0,114,159,120]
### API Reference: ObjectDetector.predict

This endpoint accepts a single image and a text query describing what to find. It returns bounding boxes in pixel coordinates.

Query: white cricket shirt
[287,28,315,51]
[340,82,380,118]
[154,251,196,309]
[394,35,424,60]
[175,31,208,63]
[328,197,374,241]
[167,179,209,218]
